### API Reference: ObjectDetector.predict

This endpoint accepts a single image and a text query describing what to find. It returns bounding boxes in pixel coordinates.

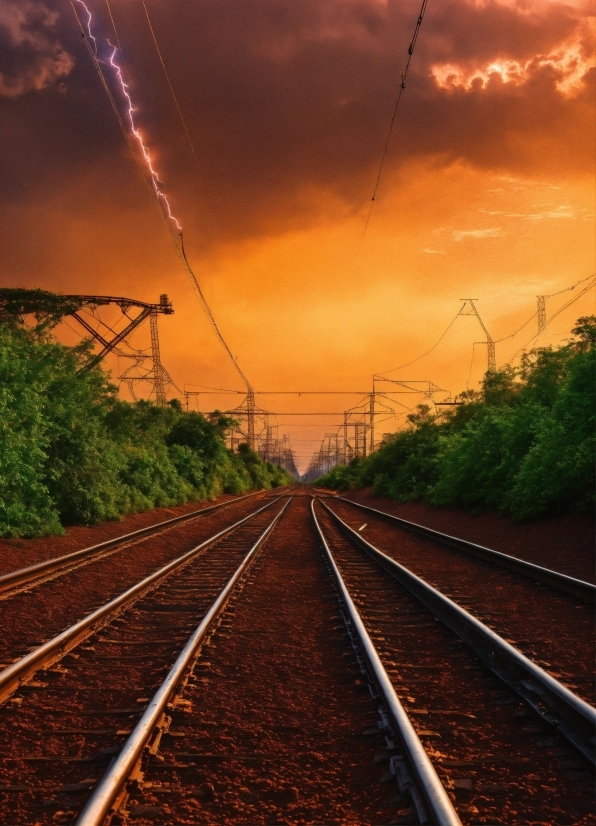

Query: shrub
[317,317,595,520]
[0,323,293,537]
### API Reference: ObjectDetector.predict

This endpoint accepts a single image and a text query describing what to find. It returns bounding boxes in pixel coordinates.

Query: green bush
[0,324,63,536]
[317,317,595,520]
[0,322,293,537]
[506,347,595,518]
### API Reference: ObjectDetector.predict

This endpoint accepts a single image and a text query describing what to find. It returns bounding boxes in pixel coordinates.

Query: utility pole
[369,392,375,454]
[536,295,547,333]
[246,387,256,450]
[354,421,365,458]
[343,412,349,464]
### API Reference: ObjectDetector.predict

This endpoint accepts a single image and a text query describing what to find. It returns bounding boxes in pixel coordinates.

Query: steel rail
[0,489,269,596]
[332,496,595,602]
[76,498,292,826]
[310,500,461,826]
[319,499,596,764]
[0,496,284,705]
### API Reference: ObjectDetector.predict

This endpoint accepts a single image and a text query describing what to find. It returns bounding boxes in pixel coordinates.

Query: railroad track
[0,494,291,824]
[0,491,592,824]
[0,488,280,598]
[311,497,595,824]
[78,493,452,826]
[0,489,295,676]
[330,493,595,600]
[316,493,595,710]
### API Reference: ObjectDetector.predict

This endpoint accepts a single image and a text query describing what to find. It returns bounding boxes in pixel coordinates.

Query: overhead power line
[508,275,596,363]
[378,272,595,383]
[377,303,465,375]
[495,272,596,345]
[139,0,203,178]
[544,272,596,299]
[131,2,250,387]
[363,0,430,236]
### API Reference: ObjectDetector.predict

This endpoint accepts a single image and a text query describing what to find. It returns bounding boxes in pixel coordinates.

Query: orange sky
[1,0,594,470]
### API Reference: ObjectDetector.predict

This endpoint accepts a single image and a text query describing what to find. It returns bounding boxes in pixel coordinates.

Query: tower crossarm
[459,298,493,342]
[63,294,174,315]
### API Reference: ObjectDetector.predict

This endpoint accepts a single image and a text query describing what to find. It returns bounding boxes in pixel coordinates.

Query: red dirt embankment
[0,494,246,576]
[339,488,594,583]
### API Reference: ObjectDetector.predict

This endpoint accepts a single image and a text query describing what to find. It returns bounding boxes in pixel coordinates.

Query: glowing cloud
[452,227,502,241]
[431,19,595,97]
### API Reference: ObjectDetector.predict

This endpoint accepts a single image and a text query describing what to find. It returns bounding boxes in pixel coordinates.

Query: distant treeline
[317,317,595,520]
[0,321,292,538]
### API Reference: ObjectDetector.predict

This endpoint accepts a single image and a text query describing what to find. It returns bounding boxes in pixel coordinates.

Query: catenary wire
[507,277,595,363]
[494,273,596,344]
[363,0,430,237]
[545,271,596,299]
[377,303,465,375]
[140,0,203,177]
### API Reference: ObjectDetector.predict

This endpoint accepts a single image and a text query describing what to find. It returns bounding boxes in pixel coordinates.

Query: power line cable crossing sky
[363,0,430,236]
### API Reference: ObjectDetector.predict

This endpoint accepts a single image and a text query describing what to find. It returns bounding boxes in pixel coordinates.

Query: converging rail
[318,498,596,765]
[0,489,268,597]
[0,492,591,824]
[0,496,283,705]
[311,501,462,826]
[332,495,595,602]
[76,499,291,826]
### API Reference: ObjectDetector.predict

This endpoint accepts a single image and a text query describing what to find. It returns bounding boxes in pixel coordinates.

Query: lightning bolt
[74,0,181,232]
[70,0,253,392]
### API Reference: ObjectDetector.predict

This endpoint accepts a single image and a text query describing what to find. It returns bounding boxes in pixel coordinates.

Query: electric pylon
[459,299,496,372]
[536,296,547,333]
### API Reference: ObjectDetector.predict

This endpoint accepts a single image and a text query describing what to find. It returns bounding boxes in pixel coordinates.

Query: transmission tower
[259,424,278,462]
[66,294,174,372]
[459,299,496,372]
[536,295,547,333]
[0,288,175,405]
[224,392,270,452]
[246,388,256,450]
[71,293,174,405]
[149,308,167,406]
[281,435,299,478]
[343,412,350,464]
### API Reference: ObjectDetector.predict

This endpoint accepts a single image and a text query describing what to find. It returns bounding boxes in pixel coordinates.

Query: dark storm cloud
[0,0,73,98]
[0,0,593,253]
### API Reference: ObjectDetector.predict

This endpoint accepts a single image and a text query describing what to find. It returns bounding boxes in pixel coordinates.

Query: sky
[1,0,594,471]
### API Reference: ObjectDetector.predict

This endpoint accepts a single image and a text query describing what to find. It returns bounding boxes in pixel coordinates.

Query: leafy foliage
[317,317,595,520]
[0,324,292,537]
[0,287,82,328]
